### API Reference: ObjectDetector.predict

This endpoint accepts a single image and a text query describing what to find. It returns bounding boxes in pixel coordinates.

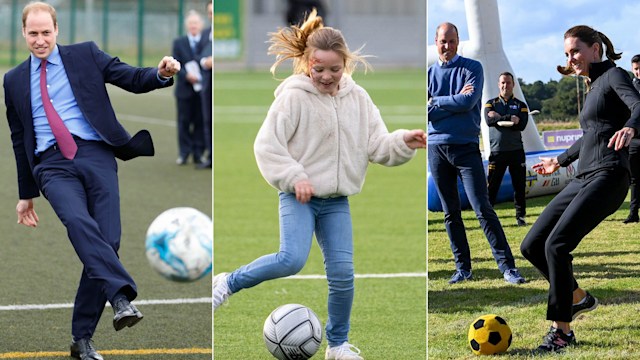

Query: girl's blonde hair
[267,9,370,76]
[557,25,621,76]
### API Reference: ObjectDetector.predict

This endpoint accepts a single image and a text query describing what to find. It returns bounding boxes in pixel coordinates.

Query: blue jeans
[428,143,516,273]
[227,192,355,346]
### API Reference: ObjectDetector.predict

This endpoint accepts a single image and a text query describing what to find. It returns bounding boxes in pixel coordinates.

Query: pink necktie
[40,58,77,160]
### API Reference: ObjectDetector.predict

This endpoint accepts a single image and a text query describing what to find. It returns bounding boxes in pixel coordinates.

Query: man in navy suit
[196,1,212,169]
[172,10,205,166]
[3,2,180,359]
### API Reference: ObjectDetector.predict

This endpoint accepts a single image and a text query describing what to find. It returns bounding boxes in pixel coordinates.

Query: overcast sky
[427,0,640,84]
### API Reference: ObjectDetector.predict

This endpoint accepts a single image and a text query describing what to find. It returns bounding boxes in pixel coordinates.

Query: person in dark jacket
[484,71,529,226]
[622,54,640,222]
[286,0,326,26]
[4,2,180,358]
[172,10,204,165]
[520,25,640,353]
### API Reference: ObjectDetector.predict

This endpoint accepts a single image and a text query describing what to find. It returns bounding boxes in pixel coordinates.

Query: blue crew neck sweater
[428,56,484,145]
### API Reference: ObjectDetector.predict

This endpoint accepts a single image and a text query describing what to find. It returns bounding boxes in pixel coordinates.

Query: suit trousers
[176,94,204,161]
[520,167,628,322]
[200,72,212,162]
[487,149,527,218]
[33,139,137,340]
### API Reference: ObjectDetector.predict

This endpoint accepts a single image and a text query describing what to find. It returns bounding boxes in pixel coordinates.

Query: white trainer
[325,342,364,360]
[213,273,232,310]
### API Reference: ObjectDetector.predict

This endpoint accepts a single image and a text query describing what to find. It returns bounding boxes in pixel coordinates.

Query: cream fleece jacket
[254,74,416,198]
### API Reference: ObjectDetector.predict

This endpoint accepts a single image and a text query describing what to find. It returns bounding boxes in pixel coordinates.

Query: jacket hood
[274,73,356,98]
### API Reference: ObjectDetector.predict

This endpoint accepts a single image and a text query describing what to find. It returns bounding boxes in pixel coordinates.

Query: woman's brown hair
[557,25,621,76]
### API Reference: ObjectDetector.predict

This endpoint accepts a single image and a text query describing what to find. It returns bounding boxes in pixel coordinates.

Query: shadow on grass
[428,250,640,265]
[428,209,546,232]
[429,263,640,315]
[428,287,544,314]
[428,255,640,292]
[429,284,640,314]
[428,199,634,231]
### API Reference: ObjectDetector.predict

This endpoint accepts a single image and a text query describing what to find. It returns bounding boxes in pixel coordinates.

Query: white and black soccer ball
[145,207,212,282]
[263,304,323,360]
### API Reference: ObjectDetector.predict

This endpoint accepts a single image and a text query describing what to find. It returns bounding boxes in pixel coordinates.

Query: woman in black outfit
[520,25,640,352]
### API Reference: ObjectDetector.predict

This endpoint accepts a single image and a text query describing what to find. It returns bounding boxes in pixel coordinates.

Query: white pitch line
[214,105,424,114]
[0,297,212,311]
[213,81,424,91]
[0,273,424,311]
[286,272,426,280]
[118,114,175,127]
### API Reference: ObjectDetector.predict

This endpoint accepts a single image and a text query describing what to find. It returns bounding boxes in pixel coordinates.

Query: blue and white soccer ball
[145,207,212,282]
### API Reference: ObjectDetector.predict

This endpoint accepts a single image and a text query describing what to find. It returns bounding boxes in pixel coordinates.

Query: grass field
[213,69,427,359]
[428,192,640,359]
[0,66,212,359]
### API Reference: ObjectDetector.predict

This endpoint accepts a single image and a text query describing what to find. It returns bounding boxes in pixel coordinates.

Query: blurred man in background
[196,1,212,169]
[286,0,326,25]
[624,54,640,223]
[172,10,205,166]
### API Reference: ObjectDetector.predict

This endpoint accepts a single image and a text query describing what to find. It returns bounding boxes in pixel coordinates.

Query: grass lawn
[214,69,427,359]
[428,194,640,359]
[0,66,212,359]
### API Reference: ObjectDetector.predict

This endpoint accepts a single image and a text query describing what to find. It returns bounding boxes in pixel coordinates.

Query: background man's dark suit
[3,41,172,340]
[172,34,204,164]
[196,25,212,168]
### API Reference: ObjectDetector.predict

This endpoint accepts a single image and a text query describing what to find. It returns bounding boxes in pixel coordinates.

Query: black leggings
[520,167,629,322]
[628,139,640,215]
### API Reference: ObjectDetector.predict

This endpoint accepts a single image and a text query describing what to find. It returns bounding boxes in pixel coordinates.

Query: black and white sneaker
[572,291,598,321]
[536,327,576,353]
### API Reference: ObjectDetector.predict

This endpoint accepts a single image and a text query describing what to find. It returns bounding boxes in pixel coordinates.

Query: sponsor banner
[214,1,242,59]
[542,129,583,149]
[524,157,577,198]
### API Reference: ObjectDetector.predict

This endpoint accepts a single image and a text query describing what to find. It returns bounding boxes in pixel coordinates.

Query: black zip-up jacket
[557,60,640,177]
[484,95,529,153]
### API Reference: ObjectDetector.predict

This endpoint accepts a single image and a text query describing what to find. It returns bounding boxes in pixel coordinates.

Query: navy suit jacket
[172,35,200,99]
[3,41,173,199]
[196,27,212,95]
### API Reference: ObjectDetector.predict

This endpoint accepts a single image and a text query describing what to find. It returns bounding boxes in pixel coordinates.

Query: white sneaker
[213,273,232,310]
[325,342,363,360]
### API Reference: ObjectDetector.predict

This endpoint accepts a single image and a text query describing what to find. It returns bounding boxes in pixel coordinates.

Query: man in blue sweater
[428,22,525,285]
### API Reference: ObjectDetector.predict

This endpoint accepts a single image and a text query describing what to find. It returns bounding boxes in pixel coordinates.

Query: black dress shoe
[70,338,104,360]
[196,159,212,169]
[623,214,639,223]
[112,296,143,331]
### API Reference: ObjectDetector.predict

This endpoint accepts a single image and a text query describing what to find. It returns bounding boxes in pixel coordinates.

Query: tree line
[518,76,584,122]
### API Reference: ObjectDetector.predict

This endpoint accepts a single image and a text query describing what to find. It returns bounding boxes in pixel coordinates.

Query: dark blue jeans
[428,143,516,273]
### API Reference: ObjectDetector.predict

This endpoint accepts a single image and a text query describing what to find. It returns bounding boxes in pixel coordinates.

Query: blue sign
[542,129,583,149]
